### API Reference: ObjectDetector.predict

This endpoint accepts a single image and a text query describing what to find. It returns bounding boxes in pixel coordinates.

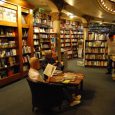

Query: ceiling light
[109,0,115,2]
[0,0,5,4]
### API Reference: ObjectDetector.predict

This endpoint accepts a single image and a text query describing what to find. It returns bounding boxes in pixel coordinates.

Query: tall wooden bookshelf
[33,9,56,59]
[0,1,33,87]
[85,23,110,67]
[60,19,84,59]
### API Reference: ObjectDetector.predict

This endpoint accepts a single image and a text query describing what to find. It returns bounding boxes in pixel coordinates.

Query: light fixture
[97,0,115,14]
[67,12,76,19]
[0,0,5,4]
[109,0,115,2]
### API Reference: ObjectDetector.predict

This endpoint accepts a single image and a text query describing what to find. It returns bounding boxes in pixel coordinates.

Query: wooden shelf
[22,24,29,28]
[0,21,17,27]
[0,1,33,87]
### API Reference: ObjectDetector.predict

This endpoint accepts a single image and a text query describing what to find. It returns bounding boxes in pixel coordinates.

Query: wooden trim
[0,1,17,10]
[0,73,21,87]
[22,24,29,28]
[0,21,17,27]
[17,5,23,73]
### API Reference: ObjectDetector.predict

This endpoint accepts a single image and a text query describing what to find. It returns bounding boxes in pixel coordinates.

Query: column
[51,12,61,61]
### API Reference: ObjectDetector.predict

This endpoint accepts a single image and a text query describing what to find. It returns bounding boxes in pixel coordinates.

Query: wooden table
[49,72,84,93]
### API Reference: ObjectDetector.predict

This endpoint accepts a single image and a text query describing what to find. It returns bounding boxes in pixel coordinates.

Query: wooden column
[51,12,61,61]
[83,23,89,64]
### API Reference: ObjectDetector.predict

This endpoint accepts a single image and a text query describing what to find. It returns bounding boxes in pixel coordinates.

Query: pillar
[51,12,61,61]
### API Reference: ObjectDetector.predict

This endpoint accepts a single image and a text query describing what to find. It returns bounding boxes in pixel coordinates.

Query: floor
[0,59,115,115]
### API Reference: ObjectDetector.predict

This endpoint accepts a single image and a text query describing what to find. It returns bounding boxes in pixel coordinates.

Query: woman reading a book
[28,57,45,82]
[28,56,81,106]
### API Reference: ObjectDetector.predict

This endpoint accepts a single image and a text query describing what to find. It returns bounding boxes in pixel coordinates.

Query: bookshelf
[21,7,33,73]
[60,19,84,59]
[0,1,33,87]
[0,26,20,79]
[85,23,109,67]
[33,9,55,59]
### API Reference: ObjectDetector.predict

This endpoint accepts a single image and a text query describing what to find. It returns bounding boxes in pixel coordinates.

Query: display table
[49,72,84,92]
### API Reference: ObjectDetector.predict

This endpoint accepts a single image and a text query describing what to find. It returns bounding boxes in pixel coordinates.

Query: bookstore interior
[0,0,114,87]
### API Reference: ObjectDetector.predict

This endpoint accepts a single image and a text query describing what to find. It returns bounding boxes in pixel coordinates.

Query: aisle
[0,59,115,115]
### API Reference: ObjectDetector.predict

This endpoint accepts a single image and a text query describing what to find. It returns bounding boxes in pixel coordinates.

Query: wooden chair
[26,77,65,112]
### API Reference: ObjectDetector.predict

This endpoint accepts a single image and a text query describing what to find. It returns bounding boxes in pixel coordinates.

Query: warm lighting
[109,0,115,2]
[67,12,76,19]
[70,15,74,19]
[98,0,115,14]
[0,0,5,4]
[99,21,103,25]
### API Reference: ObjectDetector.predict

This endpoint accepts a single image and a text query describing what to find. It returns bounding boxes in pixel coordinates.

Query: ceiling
[28,0,115,24]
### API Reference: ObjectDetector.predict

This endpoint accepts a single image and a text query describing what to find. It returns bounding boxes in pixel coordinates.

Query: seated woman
[41,52,64,71]
[28,56,81,107]
[28,57,45,82]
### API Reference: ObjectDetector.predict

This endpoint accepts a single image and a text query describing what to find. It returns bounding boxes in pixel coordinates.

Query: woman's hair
[29,57,39,68]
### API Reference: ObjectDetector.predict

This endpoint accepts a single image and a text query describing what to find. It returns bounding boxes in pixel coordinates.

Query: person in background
[106,32,115,74]
[41,52,64,71]
[28,57,45,82]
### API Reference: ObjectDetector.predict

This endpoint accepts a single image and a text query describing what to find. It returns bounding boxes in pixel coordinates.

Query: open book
[43,63,57,77]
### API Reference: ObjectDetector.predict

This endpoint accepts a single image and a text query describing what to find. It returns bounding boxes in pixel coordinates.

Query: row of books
[22,30,28,37]
[33,34,39,39]
[65,43,71,47]
[61,20,78,25]
[0,7,16,22]
[88,33,108,40]
[8,57,17,66]
[22,40,27,46]
[34,27,50,33]
[72,39,78,42]
[61,38,78,42]
[40,34,49,38]
[0,28,16,37]
[40,39,50,42]
[65,39,71,42]
[0,41,16,48]
[85,54,107,60]
[22,55,30,63]
[34,17,53,27]
[60,34,83,38]
[85,48,107,53]
[34,40,40,45]
[34,46,41,52]
[23,65,29,72]
[0,57,17,68]
[41,50,51,55]
[73,47,78,51]
[60,30,83,35]
[60,24,83,30]
[34,52,41,59]
[0,49,17,57]
[72,43,78,46]
[22,46,31,54]
[86,41,107,47]
[41,44,50,49]
[85,60,107,66]
[0,67,19,79]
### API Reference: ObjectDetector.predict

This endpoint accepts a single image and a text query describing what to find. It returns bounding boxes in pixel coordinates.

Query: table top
[49,72,84,85]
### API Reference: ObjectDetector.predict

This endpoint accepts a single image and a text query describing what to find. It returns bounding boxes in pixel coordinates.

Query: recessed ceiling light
[109,0,115,2]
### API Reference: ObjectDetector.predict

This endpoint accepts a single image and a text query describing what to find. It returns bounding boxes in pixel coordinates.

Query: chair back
[26,77,64,109]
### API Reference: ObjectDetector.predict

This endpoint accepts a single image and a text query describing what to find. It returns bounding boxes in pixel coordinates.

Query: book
[43,63,56,77]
